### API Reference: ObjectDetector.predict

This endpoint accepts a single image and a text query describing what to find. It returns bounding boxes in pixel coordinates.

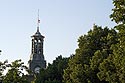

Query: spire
[37,9,40,32]
[33,9,44,37]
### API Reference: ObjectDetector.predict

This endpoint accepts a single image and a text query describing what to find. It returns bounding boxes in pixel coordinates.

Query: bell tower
[29,11,46,73]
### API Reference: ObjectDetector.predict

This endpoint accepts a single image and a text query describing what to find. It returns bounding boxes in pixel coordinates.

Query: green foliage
[97,0,125,82]
[0,60,8,82]
[98,43,125,82]
[0,60,7,76]
[110,0,125,24]
[33,55,69,83]
[1,1,125,83]
[111,0,125,50]
[63,0,125,82]
[90,50,108,71]
[3,59,29,83]
[63,25,118,83]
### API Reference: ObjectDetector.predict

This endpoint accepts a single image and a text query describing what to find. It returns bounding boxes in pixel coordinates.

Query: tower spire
[37,9,40,32]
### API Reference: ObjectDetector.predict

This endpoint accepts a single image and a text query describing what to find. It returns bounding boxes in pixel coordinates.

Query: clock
[34,67,41,73]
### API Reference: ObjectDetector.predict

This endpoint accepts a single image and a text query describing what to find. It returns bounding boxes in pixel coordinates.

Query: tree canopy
[0,59,30,83]
[97,0,125,82]
[0,0,125,83]
[63,25,118,83]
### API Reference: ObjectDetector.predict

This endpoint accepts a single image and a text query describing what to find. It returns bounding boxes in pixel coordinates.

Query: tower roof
[35,27,41,35]
[32,10,44,38]
[32,28,44,38]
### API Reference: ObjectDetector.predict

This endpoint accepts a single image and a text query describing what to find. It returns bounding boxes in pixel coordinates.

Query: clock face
[34,67,40,73]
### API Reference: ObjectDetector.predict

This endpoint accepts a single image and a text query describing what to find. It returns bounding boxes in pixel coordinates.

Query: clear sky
[0,0,115,65]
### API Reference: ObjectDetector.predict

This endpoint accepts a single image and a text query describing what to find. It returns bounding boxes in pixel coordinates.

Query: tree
[0,60,8,82]
[63,25,118,83]
[110,0,125,47]
[110,0,125,24]
[3,59,30,83]
[97,0,125,82]
[33,55,69,83]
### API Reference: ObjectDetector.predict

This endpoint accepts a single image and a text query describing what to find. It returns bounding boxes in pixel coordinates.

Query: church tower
[29,13,46,73]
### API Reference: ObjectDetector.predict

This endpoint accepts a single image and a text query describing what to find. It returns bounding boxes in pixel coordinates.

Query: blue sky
[0,0,115,65]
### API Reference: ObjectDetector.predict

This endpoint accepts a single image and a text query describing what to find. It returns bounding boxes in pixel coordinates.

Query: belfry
[29,13,46,73]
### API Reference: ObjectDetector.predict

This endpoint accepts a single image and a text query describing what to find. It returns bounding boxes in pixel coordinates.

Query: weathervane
[37,9,40,32]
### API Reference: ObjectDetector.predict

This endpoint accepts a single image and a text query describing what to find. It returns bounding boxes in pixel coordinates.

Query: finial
[37,9,40,32]
[0,50,1,55]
